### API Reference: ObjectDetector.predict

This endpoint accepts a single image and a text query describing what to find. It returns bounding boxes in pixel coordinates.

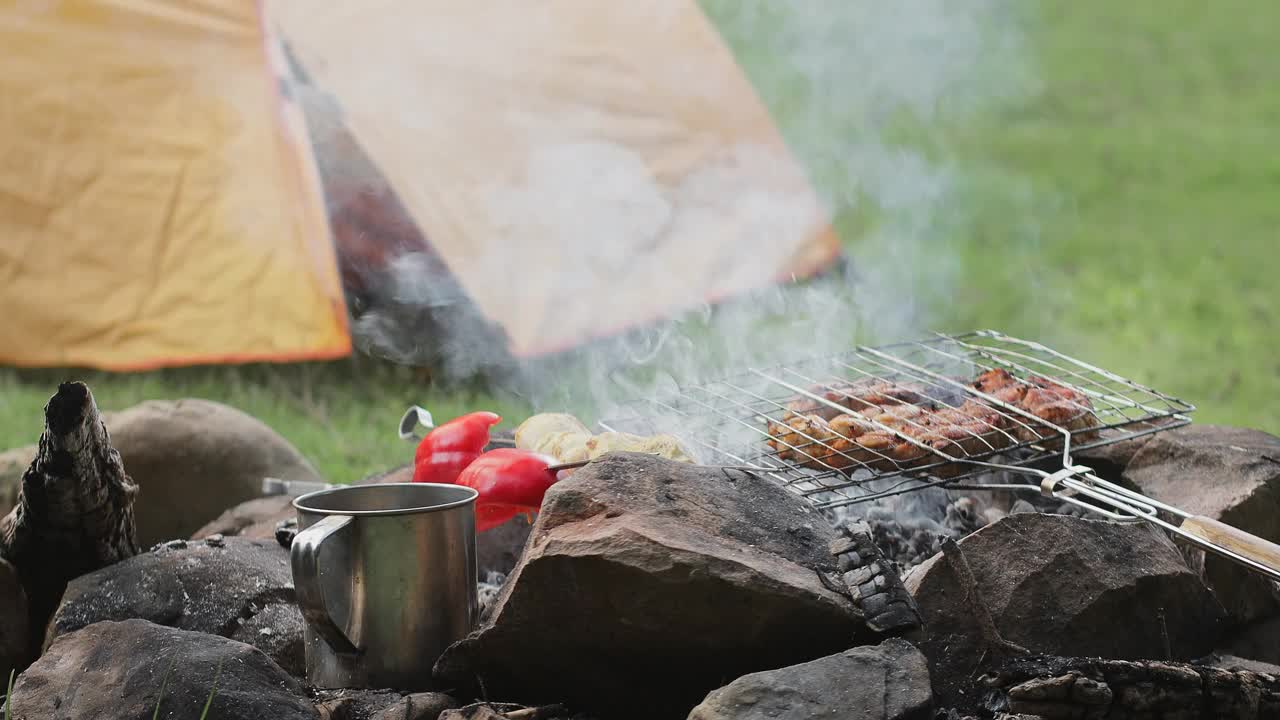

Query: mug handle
[290,514,361,655]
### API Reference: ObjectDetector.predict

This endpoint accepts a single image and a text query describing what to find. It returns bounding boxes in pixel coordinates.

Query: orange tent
[0,0,350,370]
[0,1,840,370]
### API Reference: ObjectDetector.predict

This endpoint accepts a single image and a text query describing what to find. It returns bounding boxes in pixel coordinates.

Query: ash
[830,496,988,571]
[824,471,1086,572]
[478,570,507,618]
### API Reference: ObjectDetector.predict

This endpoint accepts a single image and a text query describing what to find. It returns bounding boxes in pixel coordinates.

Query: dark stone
[475,513,533,578]
[0,446,34,519]
[904,512,1228,710]
[10,619,317,719]
[1229,615,1280,666]
[47,536,305,676]
[434,453,865,720]
[1124,424,1280,623]
[687,637,933,720]
[0,558,28,685]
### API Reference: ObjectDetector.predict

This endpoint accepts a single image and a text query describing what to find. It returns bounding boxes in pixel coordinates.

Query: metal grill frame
[597,329,1195,510]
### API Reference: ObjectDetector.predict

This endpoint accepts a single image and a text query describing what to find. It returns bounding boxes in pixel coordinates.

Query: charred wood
[980,655,1280,719]
[831,520,922,633]
[0,382,139,660]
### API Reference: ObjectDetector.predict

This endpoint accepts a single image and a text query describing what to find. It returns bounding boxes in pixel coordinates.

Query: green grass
[0,360,532,483]
[0,0,1275,482]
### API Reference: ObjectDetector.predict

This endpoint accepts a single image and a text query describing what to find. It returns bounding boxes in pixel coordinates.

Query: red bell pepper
[455,448,562,531]
[411,411,502,485]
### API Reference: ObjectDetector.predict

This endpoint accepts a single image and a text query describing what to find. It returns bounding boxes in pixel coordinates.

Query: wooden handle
[1179,515,1280,576]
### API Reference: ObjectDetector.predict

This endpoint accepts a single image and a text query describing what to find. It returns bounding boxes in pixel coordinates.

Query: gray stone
[905,512,1227,708]
[434,452,864,720]
[103,398,324,547]
[687,637,933,720]
[10,619,317,719]
[47,536,304,676]
[0,557,28,684]
[1123,424,1280,622]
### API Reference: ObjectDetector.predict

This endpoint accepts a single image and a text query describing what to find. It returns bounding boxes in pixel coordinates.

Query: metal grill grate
[598,330,1195,510]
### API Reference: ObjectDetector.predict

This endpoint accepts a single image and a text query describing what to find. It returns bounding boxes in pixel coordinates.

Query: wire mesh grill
[597,330,1195,510]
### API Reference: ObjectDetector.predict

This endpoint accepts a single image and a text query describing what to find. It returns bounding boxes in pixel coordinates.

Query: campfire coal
[834,495,991,572]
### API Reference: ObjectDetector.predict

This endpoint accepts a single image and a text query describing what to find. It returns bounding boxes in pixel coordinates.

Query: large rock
[104,398,324,547]
[47,536,305,676]
[435,452,867,719]
[1124,424,1280,622]
[0,558,29,683]
[904,512,1228,709]
[10,619,317,719]
[687,637,933,720]
[0,445,35,518]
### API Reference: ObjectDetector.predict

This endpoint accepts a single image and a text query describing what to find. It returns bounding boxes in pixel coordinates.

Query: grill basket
[599,329,1194,510]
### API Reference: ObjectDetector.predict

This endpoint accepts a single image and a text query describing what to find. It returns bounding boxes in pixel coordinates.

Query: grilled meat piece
[969,368,1101,442]
[765,367,1101,476]
[1014,375,1102,443]
[784,378,929,420]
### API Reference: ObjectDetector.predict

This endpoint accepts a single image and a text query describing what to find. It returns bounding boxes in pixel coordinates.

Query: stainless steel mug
[290,482,479,690]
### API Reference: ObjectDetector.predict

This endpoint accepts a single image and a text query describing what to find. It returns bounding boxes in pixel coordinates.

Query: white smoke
[302,1,1041,519]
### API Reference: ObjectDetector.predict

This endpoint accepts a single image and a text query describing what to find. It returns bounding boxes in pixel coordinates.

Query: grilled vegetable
[455,448,562,531]
[411,411,502,485]
[514,413,695,467]
[513,412,590,449]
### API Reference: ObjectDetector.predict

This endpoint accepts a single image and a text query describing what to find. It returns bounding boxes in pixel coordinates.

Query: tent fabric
[0,0,839,371]
[0,0,350,371]
[268,0,841,359]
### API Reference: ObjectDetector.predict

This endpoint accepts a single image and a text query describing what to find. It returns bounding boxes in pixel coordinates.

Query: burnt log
[0,382,139,661]
[979,655,1280,719]
[830,520,922,633]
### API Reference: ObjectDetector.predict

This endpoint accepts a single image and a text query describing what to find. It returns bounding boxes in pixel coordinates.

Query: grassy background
[0,0,1275,481]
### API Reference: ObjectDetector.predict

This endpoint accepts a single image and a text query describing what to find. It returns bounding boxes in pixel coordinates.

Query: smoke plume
[304,1,1039,514]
